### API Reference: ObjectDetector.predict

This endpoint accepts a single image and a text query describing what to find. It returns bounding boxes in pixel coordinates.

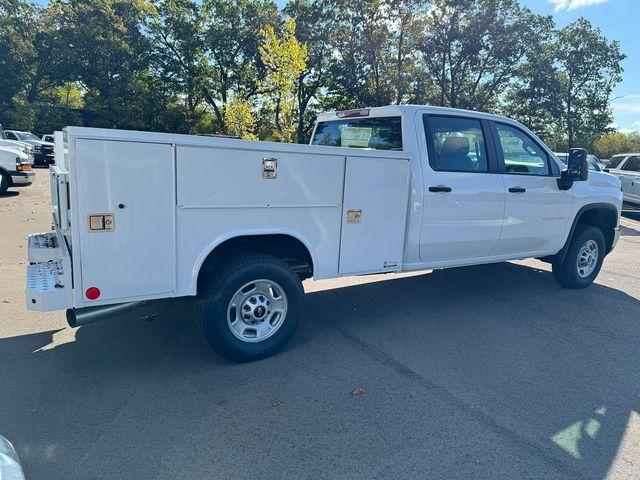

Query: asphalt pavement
[1,170,639,480]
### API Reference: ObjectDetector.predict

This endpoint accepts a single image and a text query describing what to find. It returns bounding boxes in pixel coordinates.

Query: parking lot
[1,170,639,480]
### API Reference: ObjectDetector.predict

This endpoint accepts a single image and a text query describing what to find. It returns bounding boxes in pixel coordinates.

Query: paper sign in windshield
[340,126,372,148]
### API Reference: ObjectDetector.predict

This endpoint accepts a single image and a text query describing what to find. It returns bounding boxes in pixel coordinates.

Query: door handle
[508,187,526,193]
[429,185,452,193]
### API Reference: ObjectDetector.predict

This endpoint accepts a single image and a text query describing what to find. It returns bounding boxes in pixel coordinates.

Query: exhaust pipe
[66,301,156,328]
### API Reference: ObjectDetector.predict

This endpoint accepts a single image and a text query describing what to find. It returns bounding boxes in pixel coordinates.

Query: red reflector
[336,108,370,118]
[85,287,101,300]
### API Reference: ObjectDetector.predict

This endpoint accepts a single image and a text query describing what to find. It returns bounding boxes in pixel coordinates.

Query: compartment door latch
[262,157,278,179]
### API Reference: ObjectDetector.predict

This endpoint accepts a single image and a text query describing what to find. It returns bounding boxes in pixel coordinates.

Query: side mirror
[567,148,589,181]
[558,148,589,190]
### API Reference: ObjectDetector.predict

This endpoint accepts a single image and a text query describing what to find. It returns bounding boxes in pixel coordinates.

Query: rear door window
[311,117,402,150]
[423,115,489,172]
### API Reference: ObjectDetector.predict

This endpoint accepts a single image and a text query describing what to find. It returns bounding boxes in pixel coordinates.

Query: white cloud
[612,95,640,114]
[548,0,610,11]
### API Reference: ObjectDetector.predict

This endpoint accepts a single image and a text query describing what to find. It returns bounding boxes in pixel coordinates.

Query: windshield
[311,117,402,150]
[17,132,40,141]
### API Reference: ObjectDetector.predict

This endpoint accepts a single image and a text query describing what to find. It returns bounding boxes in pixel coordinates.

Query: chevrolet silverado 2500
[26,106,622,361]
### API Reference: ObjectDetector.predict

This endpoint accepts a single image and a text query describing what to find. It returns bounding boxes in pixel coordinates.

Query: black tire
[196,253,304,362]
[0,170,11,195]
[552,225,606,289]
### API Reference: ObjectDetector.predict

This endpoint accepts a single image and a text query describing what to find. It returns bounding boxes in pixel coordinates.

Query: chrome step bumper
[28,231,58,263]
[26,229,72,311]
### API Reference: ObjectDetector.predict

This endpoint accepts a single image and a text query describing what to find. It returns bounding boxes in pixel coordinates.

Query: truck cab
[26,106,622,362]
[311,106,621,269]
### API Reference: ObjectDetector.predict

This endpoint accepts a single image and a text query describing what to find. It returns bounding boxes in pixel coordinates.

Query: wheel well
[576,207,617,253]
[0,167,13,186]
[198,234,314,288]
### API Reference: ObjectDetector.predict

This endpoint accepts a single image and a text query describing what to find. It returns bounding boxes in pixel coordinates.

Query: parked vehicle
[0,145,33,195]
[554,152,602,171]
[604,153,640,205]
[4,130,54,166]
[0,434,25,480]
[42,134,54,143]
[26,106,622,362]
[0,124,34,165]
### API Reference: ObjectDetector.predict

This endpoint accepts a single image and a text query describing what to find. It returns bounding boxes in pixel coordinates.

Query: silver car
[0,434,25,480]
[605,153,640,205]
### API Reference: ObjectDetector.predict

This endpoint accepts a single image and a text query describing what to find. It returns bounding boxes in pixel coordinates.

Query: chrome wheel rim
[227,279,288,343]
[576,240,599,278]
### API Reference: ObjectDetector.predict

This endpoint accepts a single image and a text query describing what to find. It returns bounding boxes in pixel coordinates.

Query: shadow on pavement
[0,191,19,198]
[1,263,638,479]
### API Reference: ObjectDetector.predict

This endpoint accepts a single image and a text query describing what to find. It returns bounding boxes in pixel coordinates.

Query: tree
[224,98,258,139]
[594,131,640,159]
[0,0,37,121]
[416,0,552,110]
[284,0,335,142]
[556,18,625,149]
[259,17,307,142]
[502,38,563,146]
[323,0,395,109]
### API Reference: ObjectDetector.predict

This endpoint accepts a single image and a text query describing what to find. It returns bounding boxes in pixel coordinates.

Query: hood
[0,145,29,161]
[0,139,31,151]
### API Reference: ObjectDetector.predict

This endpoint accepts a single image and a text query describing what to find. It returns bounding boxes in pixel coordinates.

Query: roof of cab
[316,105,516,124]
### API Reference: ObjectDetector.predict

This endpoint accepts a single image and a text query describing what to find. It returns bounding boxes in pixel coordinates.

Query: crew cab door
[418,113,505,263]
[490,122,572,255]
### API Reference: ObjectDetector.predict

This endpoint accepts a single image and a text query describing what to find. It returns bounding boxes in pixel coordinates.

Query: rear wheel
[0,171,11,195]
[197,253,303,362]
[552,225,605,289]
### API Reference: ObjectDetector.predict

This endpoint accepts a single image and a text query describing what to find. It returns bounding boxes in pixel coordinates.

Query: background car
[0,145,33,195]
[603,153,640,205]
[0,124,34,165]
[4,130,54,166]
[554,152,602,171]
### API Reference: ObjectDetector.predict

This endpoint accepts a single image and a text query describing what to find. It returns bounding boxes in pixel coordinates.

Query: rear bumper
[11,170,35,185]
[26,230,73,311]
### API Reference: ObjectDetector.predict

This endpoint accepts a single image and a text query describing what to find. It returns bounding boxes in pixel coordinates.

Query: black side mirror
[567,148,589,181]
[558,148,589,190]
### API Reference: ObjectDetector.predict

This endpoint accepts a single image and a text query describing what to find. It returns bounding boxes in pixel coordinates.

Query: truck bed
[28,127,412,310]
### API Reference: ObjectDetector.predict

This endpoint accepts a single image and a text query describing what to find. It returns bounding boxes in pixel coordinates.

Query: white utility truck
[26,106,622,361]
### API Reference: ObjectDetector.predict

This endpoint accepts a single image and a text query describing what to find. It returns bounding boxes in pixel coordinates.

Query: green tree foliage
[594,132,640,160]
[555,18,625,149]
[259,18,307,142]
[0,0,628,151]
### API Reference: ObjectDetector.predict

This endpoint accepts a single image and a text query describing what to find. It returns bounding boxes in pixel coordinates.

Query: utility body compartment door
[339,156,410,275]
[75,139,175,303]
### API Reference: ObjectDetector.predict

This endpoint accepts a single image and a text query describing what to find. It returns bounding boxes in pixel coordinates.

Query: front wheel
[196,253,304,362]
[552,225,605,289]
